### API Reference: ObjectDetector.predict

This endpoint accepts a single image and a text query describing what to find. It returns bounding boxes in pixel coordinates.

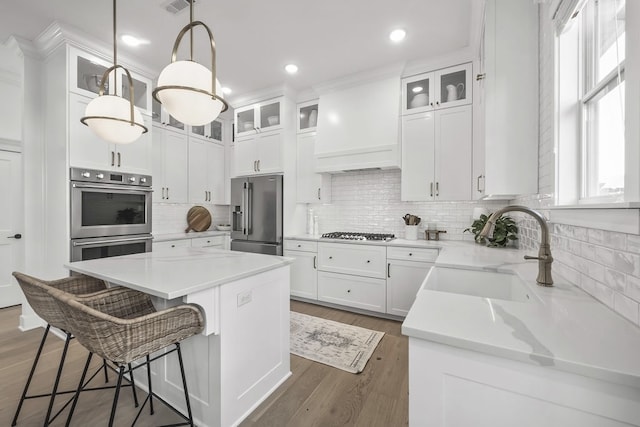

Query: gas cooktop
[321,232,396,241]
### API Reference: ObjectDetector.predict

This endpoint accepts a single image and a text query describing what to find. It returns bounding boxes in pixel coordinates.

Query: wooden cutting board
[185,206,212,233]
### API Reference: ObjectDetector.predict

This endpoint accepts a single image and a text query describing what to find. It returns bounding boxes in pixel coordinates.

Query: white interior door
[0,150,24,308]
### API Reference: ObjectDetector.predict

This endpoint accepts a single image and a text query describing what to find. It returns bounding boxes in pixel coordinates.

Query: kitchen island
[65,247,293,427]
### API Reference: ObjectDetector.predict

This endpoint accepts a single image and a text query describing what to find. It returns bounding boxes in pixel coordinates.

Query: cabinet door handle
[205,190,208,201]
[257,159,260,171]
[430,182,434,197]
[430,102,434,107]
[477,174,485,193]
[329,256,333,260]
[111,151,115,167]
[253,160,257,171]
[318,188,321,200]
[476,73,486,81]
[436,182,439,196]
[313,255,317,269]
[387,263,391,278]
[166,187,169,200]
[436,101,440,106]
[162,187,165,199]
[117,152,121,167]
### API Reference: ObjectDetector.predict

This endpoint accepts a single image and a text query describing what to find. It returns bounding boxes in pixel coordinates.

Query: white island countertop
[402,243,640,389]
[65,247,293,300]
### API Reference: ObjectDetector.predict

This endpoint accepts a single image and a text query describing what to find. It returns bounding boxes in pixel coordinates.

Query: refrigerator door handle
[246,182,253,235]
[242,183,249,235]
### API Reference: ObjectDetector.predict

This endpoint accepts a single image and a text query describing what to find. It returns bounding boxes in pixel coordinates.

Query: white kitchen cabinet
[152,97,186,132]
[191,235,225,249]
[284,239,318,300]
[188,138,225,204]
[69,93,152,174]
[152,123,188,203]
[297,100,319,134]
[225,143,234,202]
[318,271,386,314]
[386,247,437,317]
[70,47,152,115]
[296,132,331,203]
[234,131,283,176]
[402,63,472,115]
[474,0,538,199]
[234,98,284,139]
[189,118,224,143]
[401,105,472,201]
[153,238,191,252]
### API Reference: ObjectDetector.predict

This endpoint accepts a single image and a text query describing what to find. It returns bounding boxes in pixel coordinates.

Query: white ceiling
[0,0,478,101]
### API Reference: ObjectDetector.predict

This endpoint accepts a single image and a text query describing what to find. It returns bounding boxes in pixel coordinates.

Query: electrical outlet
[237,290,252,307]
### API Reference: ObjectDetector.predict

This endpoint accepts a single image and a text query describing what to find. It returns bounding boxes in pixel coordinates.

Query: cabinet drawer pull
[476,73,486,81]
[313,255,317,269]
[347,289,351,293]
[329,256,333,260]
[171,244,175,248]
[387,263,391,278]
[297,244,301,247]
[409,253,413,256]
[366,260,370,263]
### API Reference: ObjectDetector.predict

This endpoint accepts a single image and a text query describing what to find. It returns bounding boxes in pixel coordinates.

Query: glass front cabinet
[234,98,284,139]
[189,119,224,143]
[297,100,319,133]
[402,62,472,115]
[70,46,152,115]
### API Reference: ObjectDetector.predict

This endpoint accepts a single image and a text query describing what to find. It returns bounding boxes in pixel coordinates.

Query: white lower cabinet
[153,239,191,252]
[284,239,318,300]
[191,236,224,249]
[318,271,386,313]
[409,338,639,427]
[386,247,437,316]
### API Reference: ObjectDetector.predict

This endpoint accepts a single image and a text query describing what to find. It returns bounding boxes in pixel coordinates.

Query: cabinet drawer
[318,243,386,279]
[387,247,438,262]
[153,239,191,251]
[284,239,318,253]
[191,236,225,248]
[318,271,386,313]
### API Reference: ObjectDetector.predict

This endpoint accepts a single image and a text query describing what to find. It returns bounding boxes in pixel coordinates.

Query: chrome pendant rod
[113,0,117,93]
[190,0,194,61]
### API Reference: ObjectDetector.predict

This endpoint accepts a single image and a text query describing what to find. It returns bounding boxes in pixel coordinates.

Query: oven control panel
[70,167,152,187]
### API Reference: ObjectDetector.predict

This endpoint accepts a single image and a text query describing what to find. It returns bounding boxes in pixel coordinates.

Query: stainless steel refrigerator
[230,175,283,255]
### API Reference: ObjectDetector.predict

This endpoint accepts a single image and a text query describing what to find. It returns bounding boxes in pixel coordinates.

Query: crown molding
[4,35,41,60]
[401,47,475,78]
[33,21,157,79]
[312,62,405,95]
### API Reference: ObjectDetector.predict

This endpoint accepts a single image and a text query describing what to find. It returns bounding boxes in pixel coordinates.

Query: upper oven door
[70,182,153,239]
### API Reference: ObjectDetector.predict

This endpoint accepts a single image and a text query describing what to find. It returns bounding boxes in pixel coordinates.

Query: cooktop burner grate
[321,232,395,241]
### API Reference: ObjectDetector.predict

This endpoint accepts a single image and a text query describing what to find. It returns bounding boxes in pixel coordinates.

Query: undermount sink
[421,266,535,303]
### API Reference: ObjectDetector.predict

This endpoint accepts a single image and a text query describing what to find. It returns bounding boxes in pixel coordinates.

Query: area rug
[290,311,384,374]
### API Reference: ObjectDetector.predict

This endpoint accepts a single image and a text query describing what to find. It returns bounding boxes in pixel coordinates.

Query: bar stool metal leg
[108,366,126,427]
[176,343,195,426]
[103,359,110,383]
[43,332,72,426]
[146,355,154,415]
[66,352,94,426]
[12,324,51,426]
[128,363,139,407]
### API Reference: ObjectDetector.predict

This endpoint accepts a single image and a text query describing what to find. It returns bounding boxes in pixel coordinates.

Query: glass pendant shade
[156,60,225,126]
[83,95,146,144]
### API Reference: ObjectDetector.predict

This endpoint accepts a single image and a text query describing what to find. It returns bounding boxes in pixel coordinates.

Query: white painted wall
[0,44,22,142]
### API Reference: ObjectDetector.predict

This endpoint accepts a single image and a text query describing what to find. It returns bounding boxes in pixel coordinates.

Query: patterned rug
[290,311,385,373]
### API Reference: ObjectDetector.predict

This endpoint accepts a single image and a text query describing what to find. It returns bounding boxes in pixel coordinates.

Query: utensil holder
[405,225,418,240]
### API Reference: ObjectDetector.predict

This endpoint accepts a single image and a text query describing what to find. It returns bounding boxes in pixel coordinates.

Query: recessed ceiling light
[221,87,232,95]
[121,34,150,47]
[389,29,406,42]
[412,86,423,93]
[285,64,299,74]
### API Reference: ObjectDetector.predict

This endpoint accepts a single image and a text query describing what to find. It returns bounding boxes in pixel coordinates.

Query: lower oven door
[70,182,152,239]
[70,234,152,262]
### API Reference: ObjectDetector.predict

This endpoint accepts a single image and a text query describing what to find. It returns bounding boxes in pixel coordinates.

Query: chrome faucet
[479,205,553,286]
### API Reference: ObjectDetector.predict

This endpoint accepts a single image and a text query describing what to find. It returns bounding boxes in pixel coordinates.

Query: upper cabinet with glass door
[297,100,319,133]
[402,62,472,115]
[69,46,152,115]
[152,97,185,132]
[189,119,224,144]
[234,97,284,139]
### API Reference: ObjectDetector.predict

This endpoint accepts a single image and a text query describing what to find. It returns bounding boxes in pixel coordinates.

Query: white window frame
[554,0,638,207]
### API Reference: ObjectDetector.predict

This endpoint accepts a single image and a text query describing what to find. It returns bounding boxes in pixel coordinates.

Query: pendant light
[80,0,148,144]
[152,0,228,126]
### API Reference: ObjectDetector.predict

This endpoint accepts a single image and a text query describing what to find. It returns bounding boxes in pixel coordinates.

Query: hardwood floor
[0,301,408,426]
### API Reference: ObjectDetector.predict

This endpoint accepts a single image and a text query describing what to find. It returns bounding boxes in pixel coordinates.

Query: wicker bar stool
[11,272,141,426]
[49,286,204,427]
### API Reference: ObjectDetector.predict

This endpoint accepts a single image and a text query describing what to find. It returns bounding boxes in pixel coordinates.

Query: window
[556,0,626,204]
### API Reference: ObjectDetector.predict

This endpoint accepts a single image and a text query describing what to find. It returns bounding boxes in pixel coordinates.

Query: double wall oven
[70,167,153,262]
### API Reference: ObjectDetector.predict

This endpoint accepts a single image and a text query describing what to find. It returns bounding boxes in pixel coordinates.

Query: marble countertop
[153,230,229,242]
[402,244,640,388]
[64,247,293,300]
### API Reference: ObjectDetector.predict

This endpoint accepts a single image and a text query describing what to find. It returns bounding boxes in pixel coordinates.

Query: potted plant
[464,213,518,247]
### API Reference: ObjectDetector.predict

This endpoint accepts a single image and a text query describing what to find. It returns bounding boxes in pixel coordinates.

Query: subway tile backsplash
[153,203,230,235]
[310,169,507,240]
